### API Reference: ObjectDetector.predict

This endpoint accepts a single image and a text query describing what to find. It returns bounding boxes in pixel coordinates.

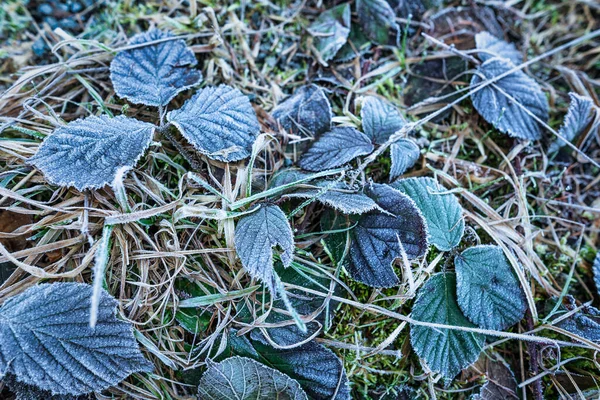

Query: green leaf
[309,4,351,62]
[198,356,308,400]
[356,0,399,45]
[455,245,527,330]
[392,177,464,251]
[410,273,484,379]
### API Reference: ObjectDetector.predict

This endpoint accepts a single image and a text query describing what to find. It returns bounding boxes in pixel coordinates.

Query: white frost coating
[299,127,374,171]
[470,57,548,140]
[389,138,420,180]
[0,283,152,395]
[198,356,308,400]
[550,92,597,152]
[360,96,407,144]
[234,204,294,292]
[271,84,332,137]
[284,181,380,214]
[28,115,155,191]
[110,28,202,107]
[167,85,260,162]
[475,31,523,65]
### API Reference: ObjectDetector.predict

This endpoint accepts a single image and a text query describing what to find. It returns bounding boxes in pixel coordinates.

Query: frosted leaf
[389,139,420,180]
[410,272,484,379]
[234,204,294,292]
[299,127,374,172]
[475,31,523,65]
[270,169,316,189]
[455,245,527,330]
[349,183,428,287]
[309,4,351,62]
[197,356,307,400]
[247,334,351,400]
[272,84,332,137]
[28,115,155,191]
[167,85,260,162]
[0,283,152,396]
[4,374,92,400]
[283,181,380,214]
[110,28,201,107]
[356,0,399,45]
[361,96,407,144]
[550,92,597,152]
[551,297,600,342]
[471,58,548,140]
[392,177,464,251]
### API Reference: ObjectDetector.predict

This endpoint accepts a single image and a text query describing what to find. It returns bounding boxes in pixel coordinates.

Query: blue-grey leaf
[272,84,332,138]
[110,28,201,107]
[361,96,407,144]
[349,183,428,287]
[471,58,548,140]
[550,92,597,153]
[551,297,600,342]
[356,0,399,45]
[28,115,155,191]
[248,333,351,400]
[284,181,380,214]
[198,356,308,400]
[392,177,464,251]
[410,272,484,379]
[389,139,420,180]
[475,32,523,65]
[4,374,92,400]
[455,245,527,330]
[299,127,374,171]
[234,204,294,292]
[0,283,152,396]
[309,4,351,62]
[167,85,260,162]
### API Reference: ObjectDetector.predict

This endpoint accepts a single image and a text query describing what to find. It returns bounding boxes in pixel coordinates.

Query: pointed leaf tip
[110,28,202,106]
[28,115,155,191]
[299,127,374,172]
[167,85,260,162]
[234,204,294,292]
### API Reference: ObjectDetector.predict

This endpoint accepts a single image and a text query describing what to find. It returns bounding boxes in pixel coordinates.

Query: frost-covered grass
[0,0,599,399]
